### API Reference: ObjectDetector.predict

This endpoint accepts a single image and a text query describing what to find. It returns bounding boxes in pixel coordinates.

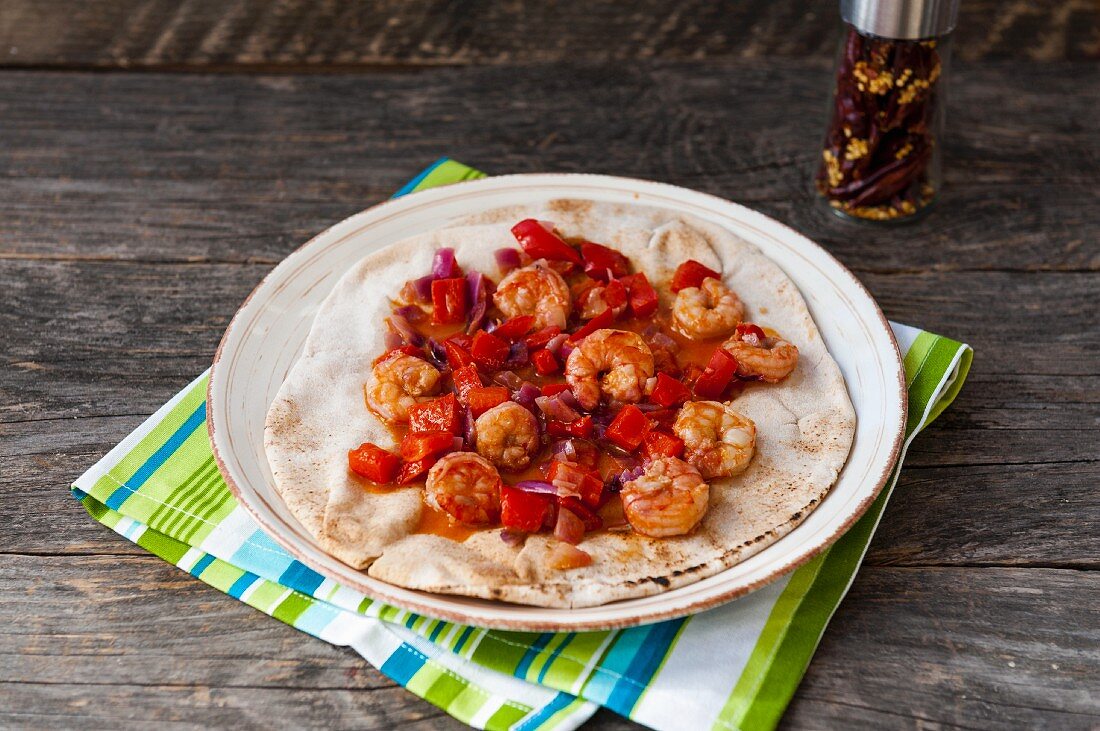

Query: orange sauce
[414,504,478,542]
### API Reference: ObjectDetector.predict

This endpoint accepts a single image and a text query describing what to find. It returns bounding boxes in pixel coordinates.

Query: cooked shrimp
[565,329,655,410]
[722,328,799,383]
[493,261,571,330]
[474,401,540,471]
[620,457,708,537]
[424,452,501,525]
[674,401,756,479]
[364,353,440,423]
[672,277,744,340]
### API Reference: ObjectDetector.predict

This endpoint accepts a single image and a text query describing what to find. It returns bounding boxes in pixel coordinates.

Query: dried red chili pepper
[815,24,947,222]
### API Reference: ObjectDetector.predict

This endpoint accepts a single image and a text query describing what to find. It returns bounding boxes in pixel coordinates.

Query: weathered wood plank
[787,567,1100,730]
[0,63,1096,273]
[0,0,1095,70]
[1,555,1095,728]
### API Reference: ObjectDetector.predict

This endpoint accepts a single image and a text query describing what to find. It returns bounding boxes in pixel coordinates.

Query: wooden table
[2,1,1097,728]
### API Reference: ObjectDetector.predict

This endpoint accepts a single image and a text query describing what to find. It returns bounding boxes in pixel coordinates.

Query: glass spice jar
[815,0,960,222]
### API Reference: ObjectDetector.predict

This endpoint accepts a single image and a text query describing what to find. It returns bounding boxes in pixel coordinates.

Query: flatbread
[264,200,855,608]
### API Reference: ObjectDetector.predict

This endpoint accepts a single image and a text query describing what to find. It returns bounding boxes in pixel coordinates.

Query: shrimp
[424,452,501,525]
[672,277,744,340]
[620,457,708,537]
[493,261,571,330]
[722,327,799,383]
[364,353,440,423]
[565,329,655,410]
[474,401,540,471]
[673,401,756,479]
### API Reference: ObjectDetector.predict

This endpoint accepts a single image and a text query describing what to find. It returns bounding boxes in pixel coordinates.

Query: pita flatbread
[264,201,855,607]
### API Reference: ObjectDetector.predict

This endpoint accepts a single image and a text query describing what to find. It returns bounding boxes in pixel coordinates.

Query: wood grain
[0,0,1096,71]
[0,63,1096,274]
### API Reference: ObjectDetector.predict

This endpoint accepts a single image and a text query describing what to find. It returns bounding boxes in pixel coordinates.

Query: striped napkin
[72,159,972,731]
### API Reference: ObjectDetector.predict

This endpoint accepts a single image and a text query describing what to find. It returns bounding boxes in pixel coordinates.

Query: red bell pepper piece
[642,430,685,460]
[525,325,562,350]
[397,456,436,485]
[693,348,739,400]
[559,496,603,531]
[467,386,511,417]
[546,415,594,439]
[604,404,652,452]
[431,277,468,324]
[568,308,614,343]
[400,431,455,462]
[648,372,691,408]
[446,332,472,350]
[540,383,572,397]
[547,460,604,508]
[451,365,482,403]
[373,344,423,366]
[443,340,474,369]
[621,273,659,318]
[500,485,553,533]
[670,260,722,293]
[602,279,628,311]
[532,348,560,375]
[580,242,631,281]
[492,315,536,342]
[735,322,767,342]
[408,393,462,435]
[347,443,400,484]
[510,219,583,265]
[470,330,510,370]
[645,408,679,431]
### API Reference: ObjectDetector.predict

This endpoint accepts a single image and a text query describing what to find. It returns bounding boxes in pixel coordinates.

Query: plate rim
[208,172,907,631]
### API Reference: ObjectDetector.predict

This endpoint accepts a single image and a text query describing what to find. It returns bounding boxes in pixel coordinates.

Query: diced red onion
[634,402,664,412]
[452,436,465,452]
[558,389,581,411]
[425,338,449,368]
[651,332,679,351]
[515,480,559,495]
[535,395,581,423]
[620,465,645,483]
[493,371,523,389]
[504,342,529,369]
[553,507,585,545]
[560,342,575,360]
[547,541,592,569]
[553,439,578,461]
[494,248,522,274]
[545,333,568,356]
[466,270,487,304]
[464,407,476,445]
[514,382,541,410]
[394,304,427,324]
[383,326,404,350]
[432,248,458,279]
[591,406,616,427]
[500,529,526,547]
[466,299,488,334]
[412,275,434,302]
[387,314,424,346]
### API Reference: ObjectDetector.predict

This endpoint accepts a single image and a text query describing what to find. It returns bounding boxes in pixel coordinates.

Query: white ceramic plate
[209,174,906,631]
